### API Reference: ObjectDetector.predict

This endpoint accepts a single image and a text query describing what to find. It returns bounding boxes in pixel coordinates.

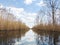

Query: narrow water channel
[0,30,60,45]
[0,29,36,45]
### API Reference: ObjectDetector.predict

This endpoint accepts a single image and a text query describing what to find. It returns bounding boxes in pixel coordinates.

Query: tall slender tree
[44,0,60,45]
[35,0,60,45]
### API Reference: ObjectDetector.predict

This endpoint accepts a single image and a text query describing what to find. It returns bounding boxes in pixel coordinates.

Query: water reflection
[0,30,60,45]
[35,31,60,45]
[0,30,21,45]
[0,29,36,45]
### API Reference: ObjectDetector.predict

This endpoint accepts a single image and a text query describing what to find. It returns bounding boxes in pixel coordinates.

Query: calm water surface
[0,30,60,45]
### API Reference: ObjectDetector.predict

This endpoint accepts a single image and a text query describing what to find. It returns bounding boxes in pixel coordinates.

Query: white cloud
[0,4,37,28]
[24,0,36,5]
[36,0,46,6]
[6,6,37,27]
[6,6,24,19]
[7,7,24,14]
[20,12,37,28]
[0,4,4,8]
[0,4,37,27]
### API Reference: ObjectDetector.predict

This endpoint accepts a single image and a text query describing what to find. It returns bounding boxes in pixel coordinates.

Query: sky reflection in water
[15,29,37,45]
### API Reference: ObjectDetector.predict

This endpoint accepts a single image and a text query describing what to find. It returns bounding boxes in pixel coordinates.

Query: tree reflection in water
[0,30,60,45]
[0,29,35,45]
[35,31,60,45]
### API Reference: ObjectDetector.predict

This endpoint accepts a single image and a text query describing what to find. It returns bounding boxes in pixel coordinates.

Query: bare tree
[35,0,60,45]
[44,0,60,24]
[44,0,60,45]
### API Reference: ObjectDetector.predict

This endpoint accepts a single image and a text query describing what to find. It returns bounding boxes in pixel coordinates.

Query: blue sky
[0,0,46,27]
[0,0,45,12]
[0,0,60,27]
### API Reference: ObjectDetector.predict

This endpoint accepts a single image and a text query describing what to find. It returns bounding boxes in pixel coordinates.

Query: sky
[0,0,45,12]
[0,0,46,44]
[0,0,60,27]
[0,0,46,28]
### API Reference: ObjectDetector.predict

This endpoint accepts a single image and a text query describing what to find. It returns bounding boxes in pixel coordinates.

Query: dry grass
[32,24,60,35]
[0,17,29,37]
[0,18,29,30]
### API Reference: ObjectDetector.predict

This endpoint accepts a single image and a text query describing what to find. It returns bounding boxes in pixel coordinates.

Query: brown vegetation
[32,24,60,35]
[0,17,29,30]
[0,15,29,38]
